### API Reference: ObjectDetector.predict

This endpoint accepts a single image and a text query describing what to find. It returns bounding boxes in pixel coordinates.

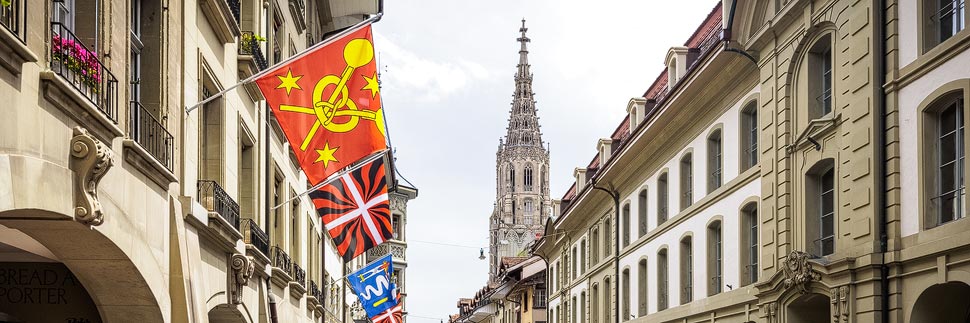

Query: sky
[371,1,721,321]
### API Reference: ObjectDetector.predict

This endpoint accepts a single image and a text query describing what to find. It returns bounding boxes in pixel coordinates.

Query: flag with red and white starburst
[371,300,403,323]
[310,157,391,262]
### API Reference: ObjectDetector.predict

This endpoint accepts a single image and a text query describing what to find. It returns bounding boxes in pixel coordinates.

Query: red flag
[310,157,391,262]
[371,301,403,323]
[255,24,386,185]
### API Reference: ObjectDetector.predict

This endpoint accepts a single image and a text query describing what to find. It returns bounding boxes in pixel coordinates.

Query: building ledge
[289,282,306,299]
[270,267,292,288]
[122,139,178,188]
[246,245,271,278]
[199,0,240,44]
[237,56,264,101]
[0,24,37,76]
[40,70,123,144]
[191,210,242,253]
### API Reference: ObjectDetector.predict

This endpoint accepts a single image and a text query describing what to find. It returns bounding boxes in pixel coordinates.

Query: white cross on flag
[310,157,392,262]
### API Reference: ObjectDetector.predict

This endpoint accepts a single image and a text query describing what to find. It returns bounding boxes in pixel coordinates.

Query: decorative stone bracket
[782,250,821,293]
[761,302,777,323]
[70,127,114,226]
[831,286,849,323]
[228,253,255,305]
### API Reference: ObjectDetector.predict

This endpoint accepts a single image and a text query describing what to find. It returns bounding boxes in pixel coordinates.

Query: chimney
[598,138,614,165]
[574,167,587,192]
[627,98,647,130]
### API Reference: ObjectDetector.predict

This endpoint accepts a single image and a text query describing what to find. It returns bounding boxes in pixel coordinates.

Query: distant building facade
[490,19,552,282]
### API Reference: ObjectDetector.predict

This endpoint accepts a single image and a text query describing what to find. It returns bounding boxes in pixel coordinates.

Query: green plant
[240,33,266,53]
[1,0,11,8]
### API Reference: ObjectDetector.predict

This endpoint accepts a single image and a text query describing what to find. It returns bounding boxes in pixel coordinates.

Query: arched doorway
[208,304,247,323]
[911,282,970,322]
[787,292,830,323]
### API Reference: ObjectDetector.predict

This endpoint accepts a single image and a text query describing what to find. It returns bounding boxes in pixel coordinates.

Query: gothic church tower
[489,19,551,281]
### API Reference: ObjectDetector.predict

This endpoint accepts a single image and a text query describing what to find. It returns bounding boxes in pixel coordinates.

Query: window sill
[896,30,970,89]
[237,56,264,101]
[199,0,240,44]
[270,267,293,288]
[40,70,124,143]
[184,206,242,254]
[122,139,178,188]
[0,25,37,76]
[289,281,307,299]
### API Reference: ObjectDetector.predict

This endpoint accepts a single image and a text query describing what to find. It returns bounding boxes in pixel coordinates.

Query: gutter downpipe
[721,0,758,65]
[592,183,619,323]
[874,0,890,322]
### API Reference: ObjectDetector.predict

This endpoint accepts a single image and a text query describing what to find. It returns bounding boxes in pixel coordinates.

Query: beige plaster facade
[0,0,401,322]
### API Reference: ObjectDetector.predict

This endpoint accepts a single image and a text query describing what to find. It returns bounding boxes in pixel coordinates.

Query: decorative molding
[782,250,821,293]
[761,302,777,323]
[836,286,849,322]
[70,127,114,226]
[390,194,408,213]
[229,253,255,305]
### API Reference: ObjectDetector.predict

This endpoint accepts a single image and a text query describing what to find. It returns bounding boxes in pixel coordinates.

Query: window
[507,165,515,190]
[928,93,966,227]
[923,0,966,51]
[580,239,587,275]
[525,199,535,216]
[591,284,599,323]
[638,259,647,317]
[239,134,256,219]
[534,289,547,308]
[658,173,669,224]
[638,189,648,237]
[604,218,612,256]
[680,237,693,304]
[809,34,834,119]
[657,249,668,311]
[392,214,403,240]
[741,203,759,286]
[680,154,693,211]
[130,0,142,103]
[525,165,534,191]
[290,190,301,257]
[604,277,612,322]
[571,296,577,323]
[591,228,600,264]
[741,102,759,170]
[622,268,630,321]
[200,85,225,183]
[708,130,723,192]
[580,291,586,323]
[707,221,723,296]
[622,204,631,247]
[572,247,578,280]
[807,159,836,257]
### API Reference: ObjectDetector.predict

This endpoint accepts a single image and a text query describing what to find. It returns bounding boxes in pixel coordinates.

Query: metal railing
[0,0,25,43]
[226,0,240,27]
[241,219,269,255]
[128,101,173,171]
[309,280,322,300]
[239,31,268,70]
[50,22,119,123]
[198,180,240,230]
[293,263,306,288]
[271,246,293,276]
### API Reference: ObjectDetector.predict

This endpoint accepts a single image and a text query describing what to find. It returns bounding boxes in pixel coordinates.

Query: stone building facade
[0,0,407,322]
[535,0,970,323]
[490,19,552,282]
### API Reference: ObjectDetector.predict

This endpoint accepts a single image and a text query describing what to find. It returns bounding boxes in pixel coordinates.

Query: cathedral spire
[503,18,543,149]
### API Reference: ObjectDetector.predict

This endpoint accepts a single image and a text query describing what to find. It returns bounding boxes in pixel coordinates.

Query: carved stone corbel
[228,253,255,304]
[761,302,777,323]
[831,287,841,323]
[782,250,821,293]
[839,286,849,322]
[70,126,114,226]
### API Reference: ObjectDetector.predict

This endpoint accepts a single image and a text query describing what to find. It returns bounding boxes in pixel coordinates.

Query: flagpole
[184,13,384,114]
[269,149,389,210]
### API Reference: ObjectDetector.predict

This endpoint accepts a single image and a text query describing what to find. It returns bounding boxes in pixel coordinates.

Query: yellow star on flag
[314,142,339,168]
[362,72,380,99]
[276,70,303,95]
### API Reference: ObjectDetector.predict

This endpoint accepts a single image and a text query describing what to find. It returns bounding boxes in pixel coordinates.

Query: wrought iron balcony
[50,22,119,123]
[128,101,174,171]
[239,31,268,70]
[293,263,306,288]
[226,0,240,27]
[271,246,292,276]
[309,280,322,300]
[0,0,25,43]
[241,219,269,255]
[197,180,240,230]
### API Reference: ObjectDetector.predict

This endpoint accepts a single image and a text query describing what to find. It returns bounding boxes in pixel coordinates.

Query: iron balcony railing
[239,31,268,70]
[293,263,306,288]
[198,180,240,230]
[241,219,269,255]
[128,101,174,171]
[271,246,293,276]
[226,0,240,28]
[50,22,119,123]
[0,0,26,43]
[309,280,322,300]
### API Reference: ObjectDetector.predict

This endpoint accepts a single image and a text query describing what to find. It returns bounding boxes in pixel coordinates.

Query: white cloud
[374,33,492,102]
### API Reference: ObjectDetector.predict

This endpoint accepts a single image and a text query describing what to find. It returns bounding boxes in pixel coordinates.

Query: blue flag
[348,254,398,318]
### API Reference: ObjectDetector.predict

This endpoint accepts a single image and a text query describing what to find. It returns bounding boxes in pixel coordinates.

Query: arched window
[525,164,534,191]
[621,268,631,321]
[658,173,669,224]
[508,165,515,190]
[808,34,834,119]
[741,202,759,286]
[580,239,587,275]
[524,199,535,215]
[657,249,668,311]
[680,236,693,304]
[807,159,836,257]
[604,218,612,256]
[741,102,759,170]
[638,189,648,237]
[680,154,693,211]
[707,130,723,193]
[622,204,631,247]
[591,284,599,323]
[580,291,587,323]
[707,221,723,296]
[924,91,966,228]
[638,258,648,317]
[542,166,548,194]
[604,276,612,322]
[572,246,578,280]
[591,228,600,264]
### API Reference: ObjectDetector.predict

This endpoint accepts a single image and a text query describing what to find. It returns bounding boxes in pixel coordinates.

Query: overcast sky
[371,1,720,321]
